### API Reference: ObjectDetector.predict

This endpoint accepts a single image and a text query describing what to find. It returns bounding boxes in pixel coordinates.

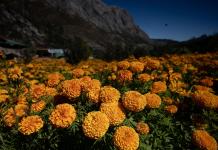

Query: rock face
[0,0,150,50]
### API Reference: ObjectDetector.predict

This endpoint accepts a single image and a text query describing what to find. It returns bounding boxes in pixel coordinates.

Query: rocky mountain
[0,0,150,50]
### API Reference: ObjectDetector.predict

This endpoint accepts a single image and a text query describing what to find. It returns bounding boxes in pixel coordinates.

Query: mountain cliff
[0,0,150,50]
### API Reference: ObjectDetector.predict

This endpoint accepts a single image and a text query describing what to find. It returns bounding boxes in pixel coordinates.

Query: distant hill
[151,33,218,55]
[181,33,218,53]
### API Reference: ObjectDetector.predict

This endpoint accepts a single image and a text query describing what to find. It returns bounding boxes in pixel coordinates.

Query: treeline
[153,33,218,55]
[21,33,218,64]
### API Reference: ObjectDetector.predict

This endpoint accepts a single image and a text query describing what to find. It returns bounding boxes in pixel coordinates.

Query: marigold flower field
[0,52,218,150]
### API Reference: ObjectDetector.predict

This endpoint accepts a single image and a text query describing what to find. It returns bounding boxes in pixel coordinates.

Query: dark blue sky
[103,0,218,41]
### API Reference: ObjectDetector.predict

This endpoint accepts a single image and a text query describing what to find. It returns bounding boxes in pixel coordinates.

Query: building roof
[0,35,26,49]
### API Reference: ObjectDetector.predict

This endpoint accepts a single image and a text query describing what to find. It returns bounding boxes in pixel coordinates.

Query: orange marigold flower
[100,102,126,126]
[18,115,44,135]
[151,81,167,94]
[146,59,161,70]
[15,104,29,117]
[29,79,39,86]
[8,66,23,80]
[86,89,100,103]
[117,60,130,70]
[49,103,77,128]
[138,73,151,83]
[117,70,133,83]
[162,97,174,105]
[144,93,161,108]
[113,126,139,150]
[164,105,178,114]
[79,76,92,90]
[31,100,46,112]
[130,61,144,73]
[111,65,118,72]
[72,68,85,78]
[192,130,217,150]
[0,73,7,83]
[194,85,213,93]
[45,87,57,96]
[3,108,16,127]
[192,92,218,109]
[200,77,213,87]
[30,84,46,100]
[83,79,101,93]
[159,72,168,81]
[169,72,182,81]
[136,122,150,135]
[122,91,147,112]
[47,72,64,87]
[0,89,8,95]
[26,63,34,68]
[61,79,81,100]
[17,95,28,105]
[0,95,9,103]
[99,86,120,103]
[82,111,109,140]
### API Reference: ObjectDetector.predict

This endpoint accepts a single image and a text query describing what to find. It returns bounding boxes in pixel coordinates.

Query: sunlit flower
[83,79,101,93]
[100,102,126,126]
[122,91,147,112]
[30,84,46,100]
[169,72,182,81]
[144,93,161,108]
[79,76,92,90]
[192,91,218,109]
[15,104,29,117]
[45,87,57,96]
[164,105,178,114]
[8,66,23,80]
[194,85,214,93]
[111,65,118,72]
[192,130,217,150]
[26,63,34,68]
[117,70,133,83]
[31,100,46,112]
[82,111,109,139]
[151,81,167,94]
[0,89,9,103]
[0,95,9,103]
[72,68,85,78]
[61,79,81,100]
[130,61,144,73]
[162,97,174,105]
[113,126,139,150]
[86,89,100,103]
[47,72,64,87]
[158,72,168,81]
[49,103,77,128]
[200,77,213,87]
[3,108,16,127]
[117,60,130,70]
[146,59,161,70]
[138,73,151,83]
[136,122,150,135]
[99,86,120,103]
[18,115,44,135]
[0,72,7,83]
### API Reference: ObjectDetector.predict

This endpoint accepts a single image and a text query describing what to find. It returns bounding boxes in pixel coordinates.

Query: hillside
[0,0,151,50]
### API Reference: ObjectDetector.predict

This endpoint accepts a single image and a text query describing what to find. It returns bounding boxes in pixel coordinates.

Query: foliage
[64,37,93,64]
[0,52,218,150]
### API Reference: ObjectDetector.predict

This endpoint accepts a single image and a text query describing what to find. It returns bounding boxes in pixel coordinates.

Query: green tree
[64,37,93,64]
